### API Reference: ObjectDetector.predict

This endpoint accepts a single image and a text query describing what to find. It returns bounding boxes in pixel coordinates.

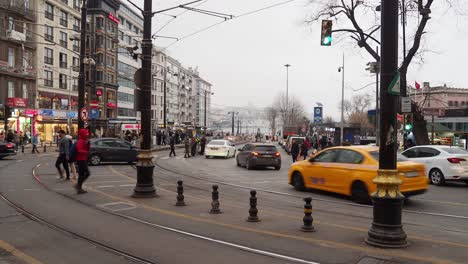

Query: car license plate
[263,155,272,158]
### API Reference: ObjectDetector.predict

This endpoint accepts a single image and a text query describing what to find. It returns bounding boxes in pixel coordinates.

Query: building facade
[0,0,36,134]
[115,2,142,132]
[192,69,213,128]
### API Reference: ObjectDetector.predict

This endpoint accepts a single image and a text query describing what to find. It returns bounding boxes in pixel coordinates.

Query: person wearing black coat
[291,140,299,163]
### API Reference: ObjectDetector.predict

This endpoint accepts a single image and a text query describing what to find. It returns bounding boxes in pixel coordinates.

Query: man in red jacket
[75,129,90,194]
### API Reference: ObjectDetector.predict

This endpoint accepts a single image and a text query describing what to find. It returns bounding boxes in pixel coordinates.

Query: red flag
[415,81,421,90]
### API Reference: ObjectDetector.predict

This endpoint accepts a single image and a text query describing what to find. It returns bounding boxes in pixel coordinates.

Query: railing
[60,62,68,68]
[73,25,80,32]
[60,18,68,27]
[45,34,53,42]
[44,57,53,65]
[73,45,80,52]
[0,61,37,78]
[0,2,36,20]
[44,80,53,87]
[45,11,54,20]
[60,40,68,48]
[59,83,67,89]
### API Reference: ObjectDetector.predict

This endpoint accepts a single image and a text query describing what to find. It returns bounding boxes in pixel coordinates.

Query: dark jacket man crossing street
[55,130,70,180]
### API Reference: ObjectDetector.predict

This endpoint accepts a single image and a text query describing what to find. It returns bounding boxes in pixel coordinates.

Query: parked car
[400,145,468,185]
[288,146,428,204]
[88,138,138,165]
[285,136,305,154]
[0,142,16,159]
[236,143,281,170]
[205,140,236,158]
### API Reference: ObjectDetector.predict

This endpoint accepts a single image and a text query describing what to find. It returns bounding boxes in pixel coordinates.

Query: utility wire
[160,0,298,51]
[153,0,210,35]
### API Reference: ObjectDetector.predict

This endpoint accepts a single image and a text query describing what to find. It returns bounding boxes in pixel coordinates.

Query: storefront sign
[54,111,68,118]
[122,124,141,130]
[90,109,99,119]
[66,112,77,118]
[40,110,55,117]
[108,13,120,24]
[107,102,117,109]
[6,97,27,107]
[23,109,38,116]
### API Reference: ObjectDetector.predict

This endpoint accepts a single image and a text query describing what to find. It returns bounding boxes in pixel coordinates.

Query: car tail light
[251,151,259,157]
[275,152,281,157]
[447,158,466,164]
[6,143,14,148]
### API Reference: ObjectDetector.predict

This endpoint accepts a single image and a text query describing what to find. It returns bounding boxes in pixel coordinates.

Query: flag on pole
[415,81,421,90]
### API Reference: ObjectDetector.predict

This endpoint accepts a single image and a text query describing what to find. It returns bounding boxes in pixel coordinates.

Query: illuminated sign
[108,13,120,24]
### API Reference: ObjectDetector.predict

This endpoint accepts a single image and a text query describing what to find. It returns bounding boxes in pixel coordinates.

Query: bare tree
[307,0,456,144]
[323,116,336,125]
[264,106,279,136]
[274,92,307,128]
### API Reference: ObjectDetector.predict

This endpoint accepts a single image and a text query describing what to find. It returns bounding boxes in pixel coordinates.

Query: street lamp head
[338,67,342,72]
[284,64,291,68]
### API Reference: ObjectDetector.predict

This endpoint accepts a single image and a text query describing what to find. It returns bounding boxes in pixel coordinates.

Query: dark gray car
[236,143,281,170]
[89,138,138,165]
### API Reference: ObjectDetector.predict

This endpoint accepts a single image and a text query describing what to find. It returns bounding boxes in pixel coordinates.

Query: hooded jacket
[76,129,90,161]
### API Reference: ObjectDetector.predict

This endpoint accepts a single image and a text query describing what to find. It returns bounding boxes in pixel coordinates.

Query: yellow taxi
[288,146,429,203]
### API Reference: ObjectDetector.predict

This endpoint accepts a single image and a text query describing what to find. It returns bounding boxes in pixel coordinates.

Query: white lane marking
[159,183,176,186]
[23,188,40,191]
[119,184,135,187]
[95,185,114,188]
[110,212,320,264]
[16,160,24,162]
[86,180,133,184]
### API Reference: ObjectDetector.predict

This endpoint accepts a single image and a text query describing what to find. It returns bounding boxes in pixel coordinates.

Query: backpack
[69,141,78,162]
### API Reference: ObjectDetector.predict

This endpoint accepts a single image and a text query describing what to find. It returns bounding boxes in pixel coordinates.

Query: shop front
[36,110,78,143]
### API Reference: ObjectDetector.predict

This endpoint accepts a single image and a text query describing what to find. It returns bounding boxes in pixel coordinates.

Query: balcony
[0,61,37,79]
[0,2,35,20]
[6,30,26,42]
[60,62,68,68]
[59,82,67,89]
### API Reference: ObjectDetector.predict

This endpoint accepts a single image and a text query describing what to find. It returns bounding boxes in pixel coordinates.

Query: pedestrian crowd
[290,134,334,163]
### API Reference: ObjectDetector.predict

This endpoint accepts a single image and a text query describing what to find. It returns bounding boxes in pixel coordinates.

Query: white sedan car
[401,145,468,185]
[205,140,236,159]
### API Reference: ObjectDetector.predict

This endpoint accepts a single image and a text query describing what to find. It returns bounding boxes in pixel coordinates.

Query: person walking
[66,134,78,180]
[191,136,198,157]
[75,129,90,194]
[6,130,14,143]
[184,137,191,158]
[291,139,299,163]
[31,133,40,153]
[199,135,207,155]
[169,135,176,157]
[301,142,309,160]
[55,130,70,180]
[14,132,20,151]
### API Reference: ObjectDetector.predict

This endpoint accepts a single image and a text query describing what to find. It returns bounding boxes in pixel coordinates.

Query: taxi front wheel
[292,172,305,191]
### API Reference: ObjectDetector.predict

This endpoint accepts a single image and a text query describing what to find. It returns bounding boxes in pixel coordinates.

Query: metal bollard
[21,145,24,153]
[43,144,46,152]
[209,185,222,214]
[247,190,260,222]
[50,141,52,147]
[300,197,315,232]
[175,180,186,206]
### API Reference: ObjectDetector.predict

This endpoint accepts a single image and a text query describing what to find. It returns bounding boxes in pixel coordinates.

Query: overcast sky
[133,0,468,120]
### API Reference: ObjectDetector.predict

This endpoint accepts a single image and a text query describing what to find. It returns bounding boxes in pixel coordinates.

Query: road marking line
[23,189,40,191]
[86,180,133,184]
[119,184,135,187]
[88,187,463,264]
[412,198,468,207]
[95,185,114,188]
[0,240,43,264]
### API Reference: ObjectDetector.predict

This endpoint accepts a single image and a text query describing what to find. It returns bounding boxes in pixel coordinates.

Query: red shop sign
[107,102,117,109]
[23,109,38,116]
[122,124,141,129]
[6,97,27,107]
[108,13,120,24]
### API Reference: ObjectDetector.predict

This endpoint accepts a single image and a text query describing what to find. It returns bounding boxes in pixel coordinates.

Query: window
[73,0,81,10]
[336,150,363,164]
[44,70,53,87]
[23,51,31,68]
[8,17,14,31]
[59,53,67,68]
[96,71,103,81]
[8,48,15,67]
[45,3,54,20]
[314,150,338,162]
[96,17,104,29]
[8,82,15,97]
[44,48,53,65]
[448,101,453,107]
[22,84,28,99]
[72,57,79,70]
[73,17,80,31]
[60,10,68,27]
[454,101,459,107]
[73,39,80,52]
[72,79,78,91]
[59,74,67,89]
[61,0,68,5]
[417,147,440,158]
[401,149,418,158]
[45,25,53,41]
[60,32,68,48]
[96,35,104,48]
[96,140,115,147]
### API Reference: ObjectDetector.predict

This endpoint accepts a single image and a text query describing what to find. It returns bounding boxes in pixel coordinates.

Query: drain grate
[97,202,136,212]
[356,256,402,264]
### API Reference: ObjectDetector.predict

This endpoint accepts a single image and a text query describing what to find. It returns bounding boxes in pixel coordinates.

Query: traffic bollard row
[173,182,316,232]
[43,145,46,152]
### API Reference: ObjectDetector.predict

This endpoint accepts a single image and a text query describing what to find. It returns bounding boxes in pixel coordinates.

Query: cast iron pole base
[133,149,157,198]
[366,196,408,248]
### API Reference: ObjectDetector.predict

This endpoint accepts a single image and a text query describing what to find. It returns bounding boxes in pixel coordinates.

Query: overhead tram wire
[153,0,210,35]
[160,0,298,51]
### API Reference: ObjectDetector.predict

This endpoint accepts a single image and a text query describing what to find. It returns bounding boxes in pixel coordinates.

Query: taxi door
[301,149,339,192]
[332,149,366,194]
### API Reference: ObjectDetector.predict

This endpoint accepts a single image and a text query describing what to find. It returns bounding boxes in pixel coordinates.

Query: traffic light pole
[133,0,156,198]
[366,0,407,248]
[77,0,88,130]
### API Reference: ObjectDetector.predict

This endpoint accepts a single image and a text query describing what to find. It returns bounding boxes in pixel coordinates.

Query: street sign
[388,72,401,95]
[401,97,412,113]
[313,107,323,123]
[90,109,99,119]
[80,107,89,122]
[90,100,99,109]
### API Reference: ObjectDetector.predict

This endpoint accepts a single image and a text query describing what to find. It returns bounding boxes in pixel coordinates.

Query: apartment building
[0,0,36,133]
[192,69,213,128]
[151,49,166,129]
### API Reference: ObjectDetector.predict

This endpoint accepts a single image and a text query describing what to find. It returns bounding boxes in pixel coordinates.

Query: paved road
[1,144,468,264]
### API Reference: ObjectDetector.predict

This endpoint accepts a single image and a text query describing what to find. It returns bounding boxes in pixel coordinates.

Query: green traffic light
[322,36,332,45]
[404,124,412,131]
